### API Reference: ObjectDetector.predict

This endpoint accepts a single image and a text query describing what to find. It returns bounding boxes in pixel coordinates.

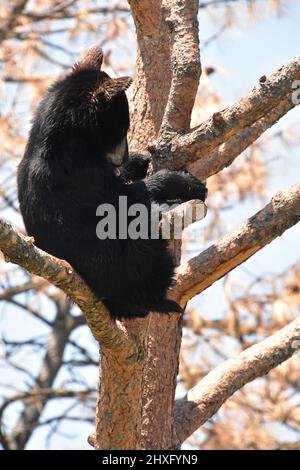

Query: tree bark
[94,313,183,450]
[127,0,172,152]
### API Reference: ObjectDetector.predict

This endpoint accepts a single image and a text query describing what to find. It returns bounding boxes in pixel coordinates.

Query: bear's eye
[105,138,128,167]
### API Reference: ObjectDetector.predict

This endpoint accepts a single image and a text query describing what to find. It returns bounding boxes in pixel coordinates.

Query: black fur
[17,47,207,319]
[120,153,150,182]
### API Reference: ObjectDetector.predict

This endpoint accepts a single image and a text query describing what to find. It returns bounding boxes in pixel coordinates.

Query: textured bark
[159,0,200,134]
[174,316,300,443]
[95,318,147,450]
[140,313,183,449]
[95,313,183,450]
[128,0,172,152]
[128,0,201,152]
[190,96,295,180]
[0,203,204,449]
[151,56,300,170]
[173,182,300,307]
[96,353,144,450]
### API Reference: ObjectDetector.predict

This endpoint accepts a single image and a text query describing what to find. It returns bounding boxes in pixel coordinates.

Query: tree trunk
[93,313,182,449]
[91,0,200,450]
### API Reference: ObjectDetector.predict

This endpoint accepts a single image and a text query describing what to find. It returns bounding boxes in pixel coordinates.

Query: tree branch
[4,298,76,449]
[128,0,172,151]
[174,316,300,444]
[0,279,46,300]
[0,385,93,450]
[152,56,300,170]
[173,182,300,307]
[0,0,29,43]
[190,96,294,180]
[0,218,137,352]
[128,0,201,150]
[159,0,201,134]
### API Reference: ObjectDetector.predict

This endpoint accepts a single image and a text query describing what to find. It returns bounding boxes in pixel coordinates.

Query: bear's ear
[103,76,133,101]
[93,76,133,104]
[73,45,103,72]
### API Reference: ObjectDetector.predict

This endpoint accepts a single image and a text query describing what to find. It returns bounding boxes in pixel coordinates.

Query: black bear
[17,46,207,319]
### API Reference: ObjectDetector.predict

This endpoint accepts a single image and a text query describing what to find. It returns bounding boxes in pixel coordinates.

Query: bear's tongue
[113,167,121,177]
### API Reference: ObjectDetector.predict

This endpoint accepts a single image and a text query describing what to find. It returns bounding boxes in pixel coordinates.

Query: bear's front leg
[121,153,150,182]
[145,169,207,205]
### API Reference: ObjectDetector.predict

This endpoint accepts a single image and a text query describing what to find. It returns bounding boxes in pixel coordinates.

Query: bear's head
[38,46,132,171]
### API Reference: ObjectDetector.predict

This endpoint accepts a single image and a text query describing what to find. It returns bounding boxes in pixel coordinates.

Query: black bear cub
[18,46,207,319]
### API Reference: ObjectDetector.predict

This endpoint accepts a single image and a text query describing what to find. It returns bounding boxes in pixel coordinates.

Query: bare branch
[8,300,79,450]
[0,219,92,299]
[1,75,45,83]
[153,56,300,170]
[190,96,294,180]
[22,5,130,24]
[0,279,46,300]
[0,0,29,43]
[173,182,300,307]
[174,316,300,443]
[0,388,92,421]
[4,298,52,326]
[128,0,172,151]
[0,385,93,450]
[159,0,201,134]
[128,0,201,151]
[0,218,137,352]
